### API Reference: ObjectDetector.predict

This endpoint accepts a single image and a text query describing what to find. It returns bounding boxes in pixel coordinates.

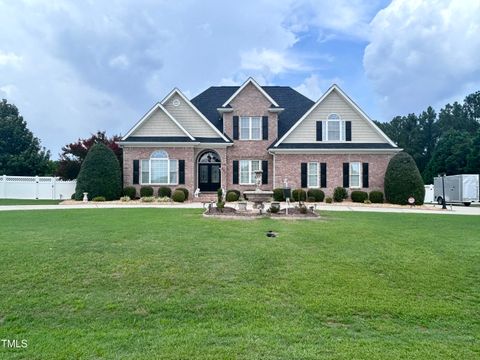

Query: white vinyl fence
[0,175,76,200]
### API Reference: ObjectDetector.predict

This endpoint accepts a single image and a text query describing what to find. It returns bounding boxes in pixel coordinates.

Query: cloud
[0,52,23,67]
[240,48,304,74]
[294,74,343,100]
[364,0,480,118]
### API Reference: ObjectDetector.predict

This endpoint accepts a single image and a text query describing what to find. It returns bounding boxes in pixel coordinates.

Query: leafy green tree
[74,143,122,201]
[423,130,472,183]
[463,91,480,126]
[0,99,51,175]
[384,152,425,205]
[438,101,478,134]
[466,129,480,174]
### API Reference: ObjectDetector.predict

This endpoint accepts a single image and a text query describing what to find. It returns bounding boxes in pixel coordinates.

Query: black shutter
[343,163,349,188]
[362,163,369,188]
[262,116,268,140]
[316,121,323,141]
[233,116,239,140]
[345,121,352,141]
[301,163,307,188]
[133,160,139,184]
[178,160,185,184]
[320,162,327,188]
[262,160,268,184]
[233,160,239,184]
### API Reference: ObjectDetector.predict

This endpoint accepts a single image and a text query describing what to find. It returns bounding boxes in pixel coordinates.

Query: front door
[199,163,221,192]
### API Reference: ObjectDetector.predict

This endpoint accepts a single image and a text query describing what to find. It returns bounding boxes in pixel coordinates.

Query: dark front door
[199,163,221,192]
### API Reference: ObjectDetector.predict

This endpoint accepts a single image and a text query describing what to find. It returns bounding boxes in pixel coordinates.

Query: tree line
[1,90,479,182]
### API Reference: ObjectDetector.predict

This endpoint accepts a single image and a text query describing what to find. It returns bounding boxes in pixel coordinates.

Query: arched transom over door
[197,150,221,192]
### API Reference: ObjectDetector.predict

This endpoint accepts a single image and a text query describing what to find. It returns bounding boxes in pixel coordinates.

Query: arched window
[326,113,343,141]
[198,151,221,163]
[141,150,178,185]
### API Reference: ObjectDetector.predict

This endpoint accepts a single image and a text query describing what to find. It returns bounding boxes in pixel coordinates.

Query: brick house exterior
[119,78,400,199]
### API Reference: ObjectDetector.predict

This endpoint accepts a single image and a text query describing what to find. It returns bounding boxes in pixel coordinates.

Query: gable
[163,93,221,138]
[222,78,279,108]
[280,88,389,144]
[130,106,190,138]
[229,83,273,112]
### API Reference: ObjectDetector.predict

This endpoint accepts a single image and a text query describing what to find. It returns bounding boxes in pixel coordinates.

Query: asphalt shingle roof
[190,86,315,139]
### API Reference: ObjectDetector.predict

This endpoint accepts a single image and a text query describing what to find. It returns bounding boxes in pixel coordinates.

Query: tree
[423,130,472,183]
[74,143,122,200]
[0,99,51,175]
[384,152,425,205]
[466,129,480,174]
[438,101,479,134]
[57,131,122,180]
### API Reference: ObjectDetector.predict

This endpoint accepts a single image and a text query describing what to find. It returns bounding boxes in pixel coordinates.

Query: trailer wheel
[437,197,443,205]
[463,202,471,206]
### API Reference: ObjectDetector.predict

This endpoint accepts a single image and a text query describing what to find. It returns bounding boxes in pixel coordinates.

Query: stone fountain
[243,170,273,213]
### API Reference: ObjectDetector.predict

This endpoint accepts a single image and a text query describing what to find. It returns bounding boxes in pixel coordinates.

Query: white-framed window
[307,162,319,188]
[239,160,261,184]
[140,150,178,185]
[239,116,262,140]
[349,162,361,188]
[326,113,344,141]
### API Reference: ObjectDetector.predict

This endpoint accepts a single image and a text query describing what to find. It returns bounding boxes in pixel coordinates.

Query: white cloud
[109,54,129,70]
[364,0,480,118]
[294,74,343,100]
[241,48,304,74]
[0,51,23,67]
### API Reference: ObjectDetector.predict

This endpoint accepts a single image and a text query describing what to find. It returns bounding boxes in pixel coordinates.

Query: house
[118,78,400,199]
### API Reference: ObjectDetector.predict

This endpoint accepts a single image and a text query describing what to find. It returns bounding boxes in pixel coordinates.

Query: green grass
[0,199,61,205]
[0,209,478,359]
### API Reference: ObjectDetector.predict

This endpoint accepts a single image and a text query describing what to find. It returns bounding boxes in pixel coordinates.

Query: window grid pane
[250,160,260,183]
[169,160,178,184]
[141,160,149,184]
[308,162,319,187]
[151,159,168,184]
[350,162,361,187]
[251,117,262,140]
[328,121,340,141]
[240,160,250,184]
[240,117,250,140]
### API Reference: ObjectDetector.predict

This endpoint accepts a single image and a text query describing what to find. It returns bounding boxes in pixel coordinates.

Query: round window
[172,99,180,107]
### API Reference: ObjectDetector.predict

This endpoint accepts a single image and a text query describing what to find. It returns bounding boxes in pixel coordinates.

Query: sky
[1,0,479,157]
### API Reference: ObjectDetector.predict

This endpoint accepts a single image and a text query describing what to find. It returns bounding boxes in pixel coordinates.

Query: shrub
[140,186,154,197]
[333,187,348,202]
[172,189,186,203]
[216,201,225,212]
[273,188,285,202]
[217,188,223,202]
[325,197,333,204]
[141,196,155,202]
[369,191,384,204]
[120,196,130,202]
[157,196,171,202]
[307,189,325,202]
[71,193,76,200]
[226,190,240,202]
[298,204,308,214]
[385,152,425,205]
[176,187,189,200]
[122,186,136,199]
[158,186,172,198]
[92,196,106,202]
[269,203,280,213]
[351,190,368,203]
[74,143,122,200]
[364,199,372,204]
[292,188,307,202]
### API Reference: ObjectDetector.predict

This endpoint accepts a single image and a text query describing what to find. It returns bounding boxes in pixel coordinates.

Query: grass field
[0,199,61,205]
[0,209,478,359]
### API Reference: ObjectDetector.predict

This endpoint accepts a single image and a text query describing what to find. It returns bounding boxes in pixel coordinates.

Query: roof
[191,86,315,139]
[271,142,397,149]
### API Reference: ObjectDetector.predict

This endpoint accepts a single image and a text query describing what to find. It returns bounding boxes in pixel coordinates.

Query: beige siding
[284,89,385,143]
[164,94,219,138]
[132,107,186,137]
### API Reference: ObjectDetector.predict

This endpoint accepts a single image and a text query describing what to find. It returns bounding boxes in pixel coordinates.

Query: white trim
[307,162,320,188]
[268,107,285,113]
[121,103,195,141]
[217,107,234,113]
[140,157,179,186]
[349,162,362,189]
[239,116,262,140]
[221,77,279,108]
[161,88,230,142]
[274,84,397,147]
[269,148,402,155]
[239,159,261,185]
[118,141,233,148]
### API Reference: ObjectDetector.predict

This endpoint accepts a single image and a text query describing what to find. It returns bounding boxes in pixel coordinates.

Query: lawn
[0,209,478,359]
[0,199,61,205]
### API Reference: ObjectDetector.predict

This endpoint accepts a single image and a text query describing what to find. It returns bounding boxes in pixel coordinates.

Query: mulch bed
[204,206,319,219]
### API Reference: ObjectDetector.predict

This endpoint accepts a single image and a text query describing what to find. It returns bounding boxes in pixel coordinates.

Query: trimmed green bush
[92,196,106,202]
[333,187,348,202]
[351,190,368,203]
[385,152,425,205]
[176,187,189,200]
[158,186,172,198]
[217,188,223,202]
[325,197,333,204]
[273,188,285,202]
[172,189,186,203]
[123,186,136,199]
[140,186,154,197]
[226,190,240,202]
[369,191,384,204]
[74,143,122,201]
[307,189,325,202]
[141,196,154,202]
[292,188,307,202]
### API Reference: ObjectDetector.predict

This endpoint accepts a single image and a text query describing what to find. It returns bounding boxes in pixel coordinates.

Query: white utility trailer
[433,174,479,206]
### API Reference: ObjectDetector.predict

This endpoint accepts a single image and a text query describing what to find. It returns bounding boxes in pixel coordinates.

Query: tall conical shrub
[74,143,122,200]
[384,152,425,205]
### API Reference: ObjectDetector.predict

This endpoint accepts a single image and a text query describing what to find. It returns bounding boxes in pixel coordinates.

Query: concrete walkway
[0,202,479,215]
